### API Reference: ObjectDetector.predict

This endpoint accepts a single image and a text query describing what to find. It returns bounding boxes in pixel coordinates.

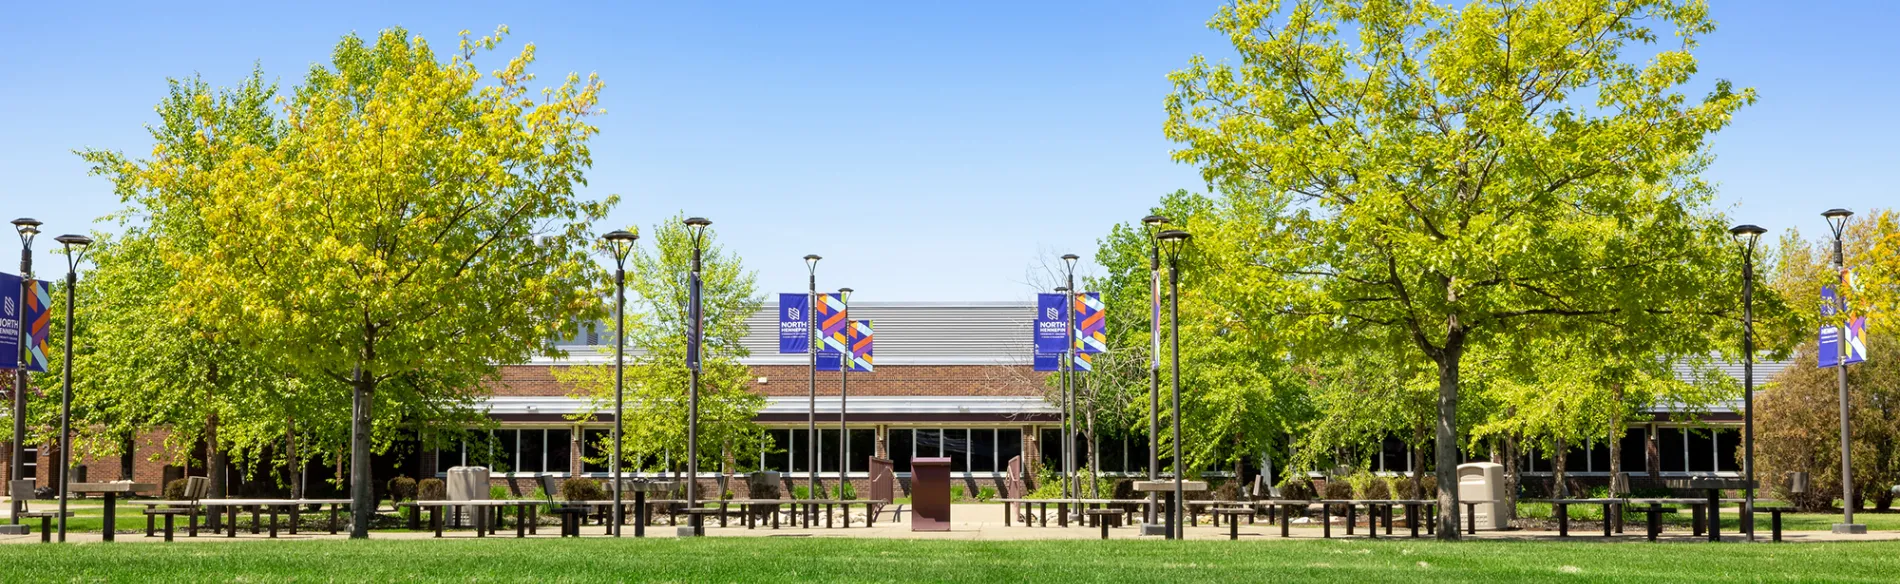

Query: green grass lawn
[3,537,1899,583]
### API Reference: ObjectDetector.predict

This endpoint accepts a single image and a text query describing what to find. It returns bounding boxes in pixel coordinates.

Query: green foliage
[1161,0,1755,531]
[1757,335,1900,512]
[1351,473,1390,501]
[387,477,418,502]
[489,485,511,500]
[417,479,447,501]
[561,478,606,502]
[557,214,766,479]
[977,486,997,502]
[951,485,965,502]
[835,483,856,501]
[164,479,189,500]
[1390,476,1418,500]
[1277,475,1315,501]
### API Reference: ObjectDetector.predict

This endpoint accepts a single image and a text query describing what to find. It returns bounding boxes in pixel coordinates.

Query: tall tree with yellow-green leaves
[131,27,612,537]
[1165,0,1753,538]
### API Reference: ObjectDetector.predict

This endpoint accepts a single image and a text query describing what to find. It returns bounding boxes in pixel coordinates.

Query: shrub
[793,485,811,499]
[418,478,447,500]
[1353,473,1390,500]
[489,485,510,500]
[838,482,856,500]
[164,478,189,500]
[977,486,997,501]
[1278,475,1315,500]
[561,478,606,502]
[951,485,966,501]
[1322,478,1353,513]
[1420,475,1437,497]
[387,476,418,502]
[1390,476,1418,500]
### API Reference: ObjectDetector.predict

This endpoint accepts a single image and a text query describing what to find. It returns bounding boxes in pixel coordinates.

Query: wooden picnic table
[1525,498,1622,538]
[68,482,155,542]
[997,498,1146,528]
[398,499,546,538]
[194,499,353,538]
[779,499,884,529]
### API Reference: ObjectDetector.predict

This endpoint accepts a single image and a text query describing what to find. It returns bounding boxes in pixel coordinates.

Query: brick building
[3,301,1771,498]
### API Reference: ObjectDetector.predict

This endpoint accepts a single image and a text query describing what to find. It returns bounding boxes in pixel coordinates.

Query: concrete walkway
[5,504,1896,544]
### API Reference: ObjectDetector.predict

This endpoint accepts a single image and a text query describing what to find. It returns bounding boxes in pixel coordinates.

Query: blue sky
[2,1,1894,301]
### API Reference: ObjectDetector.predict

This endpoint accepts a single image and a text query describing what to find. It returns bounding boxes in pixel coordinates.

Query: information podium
[911,457,952,531]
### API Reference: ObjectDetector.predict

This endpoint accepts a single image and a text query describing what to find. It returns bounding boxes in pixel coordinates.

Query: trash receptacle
[446,466,491,525]
[1457,462,1507,530]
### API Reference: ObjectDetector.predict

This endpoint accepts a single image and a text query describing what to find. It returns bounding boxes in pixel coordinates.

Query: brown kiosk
[911,457,952,531]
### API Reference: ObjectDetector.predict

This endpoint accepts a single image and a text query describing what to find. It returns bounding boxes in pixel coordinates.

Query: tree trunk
[1502,430,1519,525]
[349,366,375,539]
[1432,335,1464,540]
[206,410,225,531]
[1607,385,1626,532]
[1645,425,1662,478]
[287,416,302,499]
[119,432,135,481]
[1553,437,1568,498]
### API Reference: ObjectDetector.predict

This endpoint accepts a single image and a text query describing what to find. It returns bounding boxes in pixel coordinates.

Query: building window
[848,429,875,473]
[997,429,1023,471]
[970,429,996,473]
[890,429,914,472]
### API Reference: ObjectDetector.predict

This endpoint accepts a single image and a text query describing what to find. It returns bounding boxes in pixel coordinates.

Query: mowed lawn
[5,537,1900,583]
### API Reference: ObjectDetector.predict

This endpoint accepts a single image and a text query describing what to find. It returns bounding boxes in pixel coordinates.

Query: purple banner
[778,293,811,354]
[1035,293,1066,353]
[1034,352,1060,372]
[0,272,19,369]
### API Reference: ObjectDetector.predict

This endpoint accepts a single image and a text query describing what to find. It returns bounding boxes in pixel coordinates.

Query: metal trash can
[1457,462,1507,530]
[1789,472,1809,494]
[446,466,491,525]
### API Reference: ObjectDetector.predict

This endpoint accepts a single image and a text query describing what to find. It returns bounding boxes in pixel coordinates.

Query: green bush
[837,483,856,500]
[1390,476,1418,500]
[489,485,510,500]
[1420,475,1437,496]
[1352,473,1390,500]
[1322,478,1353,513]
[951,485,966,502]
[977,486,998,501]
[387,476,418,502]
[164,478,189,500]
[792,485,811,499]
[418,478,447,501]
[1278,475,1315,500]
[562,478,606,502]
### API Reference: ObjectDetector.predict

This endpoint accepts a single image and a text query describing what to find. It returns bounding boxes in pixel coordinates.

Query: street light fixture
[682,217,711,536]
[602,229,638,536]
[6,218,40,535]
[838,286,854,499]
[1728,223,1765,541]
[1140,214,1169,533]
[1821,208,1865,534]
[803,254,820,503]
[1156,229,1190,540]
[50,234,90,542]
[1059,253,1079,503]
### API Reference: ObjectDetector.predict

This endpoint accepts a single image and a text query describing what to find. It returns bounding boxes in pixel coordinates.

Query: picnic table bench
[1524,498,1622,538]
[396,500,546,538]
[996,498,1144,528]
[189,499,354,538]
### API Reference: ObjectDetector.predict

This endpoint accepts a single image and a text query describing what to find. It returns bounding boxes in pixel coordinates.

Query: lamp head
[53,234,93,248]
[1823,209,1853,236]
[602,230,638,243]
[1156,229,1191,243]
[683,217,712,228]
[1142,215,1170,227]
[1053,286,1068,293]
[838,287,853,302]
[12,218,41,243]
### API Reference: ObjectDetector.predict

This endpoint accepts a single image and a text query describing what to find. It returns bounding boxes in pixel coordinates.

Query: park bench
[10,480,74,543]
[1211,508,1253,540]
[537,475,589,537]
[198,499,352,538]
[141,476,209,541]
[1525,498,1621,538]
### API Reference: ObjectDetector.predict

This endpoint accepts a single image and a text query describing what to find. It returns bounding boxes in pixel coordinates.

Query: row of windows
[436,429,574,474]
[760,429,878,473]
[1520,428,1742,474]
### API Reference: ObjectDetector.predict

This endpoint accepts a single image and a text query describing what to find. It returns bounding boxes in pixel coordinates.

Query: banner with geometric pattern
[848,320,873,372]
[1073,291,1105,354]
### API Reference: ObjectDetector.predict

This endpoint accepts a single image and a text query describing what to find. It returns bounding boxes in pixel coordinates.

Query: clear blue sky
[2,1,1894,301]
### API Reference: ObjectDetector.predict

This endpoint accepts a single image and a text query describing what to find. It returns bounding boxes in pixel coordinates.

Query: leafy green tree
[556,215,766,492]
[128,27,612,537]
[1164,0,1753,537]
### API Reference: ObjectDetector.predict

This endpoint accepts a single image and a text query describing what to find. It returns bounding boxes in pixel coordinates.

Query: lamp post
[683,216,712,536]
[1157,229,1191,540]
[804,254,820,501]
[1053,283,1071,502]
[1141,214,1169,533]
[7,218,39,534]
[1822,208,1865,534]
[602,229,638,537]
[1059,253,1079,503]
[51,234,90,542]
[1729,223,1764,541]
[838,287,853,498]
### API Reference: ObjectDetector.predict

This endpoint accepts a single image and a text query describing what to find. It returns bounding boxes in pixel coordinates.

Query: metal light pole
[7,218,39,534]
[1822,208,1865,534]
[51,234,90,542]
[683,216,712,536]
[804,255,820,501]
[1053,283,1071,502]
[1060,253,1079,503]
[838,287,853,499]
[602,229,638,536]
[1141,214,1168,532]
[1729,223,1764,541]
[1157,229,1190,540]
